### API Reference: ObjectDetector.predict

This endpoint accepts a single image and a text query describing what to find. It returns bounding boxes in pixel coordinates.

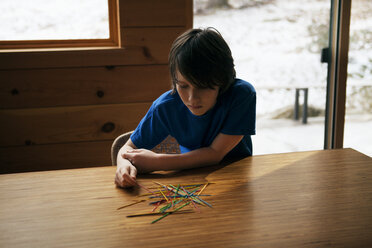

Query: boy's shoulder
[152,90,181,109]
[231,79,255,93]
[223,79,255,100]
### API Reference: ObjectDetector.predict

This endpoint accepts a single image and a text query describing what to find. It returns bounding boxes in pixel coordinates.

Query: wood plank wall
[0,0,193,173]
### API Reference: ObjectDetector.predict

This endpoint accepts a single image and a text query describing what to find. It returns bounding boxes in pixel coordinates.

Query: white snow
[194,0,372,157]
[0,0,109,40]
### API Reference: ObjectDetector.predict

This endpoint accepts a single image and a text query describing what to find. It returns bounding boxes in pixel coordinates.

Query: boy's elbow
[208,148,225,165]
[213,157,223,165]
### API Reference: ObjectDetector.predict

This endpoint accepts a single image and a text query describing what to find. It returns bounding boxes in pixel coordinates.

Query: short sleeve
[220,85,256,135]
[130,103,169,149]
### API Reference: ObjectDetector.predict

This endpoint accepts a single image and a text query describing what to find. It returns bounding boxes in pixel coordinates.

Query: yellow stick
[117,199,146,210]
[197,182,209,196]
[159,187,169,202]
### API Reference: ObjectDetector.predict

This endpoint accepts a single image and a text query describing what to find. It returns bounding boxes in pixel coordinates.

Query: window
[343,0,372,156]
[0,0,119,49]
[194,0,330,155]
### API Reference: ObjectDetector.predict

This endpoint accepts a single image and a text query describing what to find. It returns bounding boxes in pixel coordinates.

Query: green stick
[151,201,190,224]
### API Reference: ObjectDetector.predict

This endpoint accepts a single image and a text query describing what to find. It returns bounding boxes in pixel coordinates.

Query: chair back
[111,131,180,165]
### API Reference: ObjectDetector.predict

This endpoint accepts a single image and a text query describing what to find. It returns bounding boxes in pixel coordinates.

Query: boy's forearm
[154,147,223,171]
[116,143,135,168]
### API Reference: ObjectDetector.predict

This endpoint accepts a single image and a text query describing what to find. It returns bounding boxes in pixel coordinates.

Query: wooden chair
[111,131,180,165]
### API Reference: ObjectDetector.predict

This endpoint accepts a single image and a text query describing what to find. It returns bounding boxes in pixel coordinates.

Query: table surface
[1,148,372,248]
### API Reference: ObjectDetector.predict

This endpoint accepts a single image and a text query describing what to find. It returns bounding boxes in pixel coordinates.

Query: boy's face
[175,71,219,116]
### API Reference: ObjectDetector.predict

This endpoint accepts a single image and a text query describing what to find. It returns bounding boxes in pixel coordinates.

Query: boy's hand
[122,149,159,172]
[115,163,137,188]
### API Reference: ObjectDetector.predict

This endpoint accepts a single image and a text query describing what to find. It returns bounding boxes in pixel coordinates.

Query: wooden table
[1,148,371,247]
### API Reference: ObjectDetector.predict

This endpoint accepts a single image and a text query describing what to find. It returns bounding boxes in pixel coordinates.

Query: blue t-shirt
[131,79,256,160]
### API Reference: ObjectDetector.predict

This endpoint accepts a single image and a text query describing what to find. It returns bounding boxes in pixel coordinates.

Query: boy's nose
[188,88,199,101]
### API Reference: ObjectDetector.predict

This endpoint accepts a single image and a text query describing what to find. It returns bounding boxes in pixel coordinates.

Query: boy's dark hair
[169,27,236,94]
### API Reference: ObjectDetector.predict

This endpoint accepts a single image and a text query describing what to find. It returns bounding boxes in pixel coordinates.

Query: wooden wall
[0,0,193,173]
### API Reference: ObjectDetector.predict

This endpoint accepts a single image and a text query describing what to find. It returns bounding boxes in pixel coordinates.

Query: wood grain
[0,140,113,173]
[0,27,184,69]
[0,148,371,247]
[121,27,186,63]
[0,102,151,146]
[0,65,170,109]
[0,0,192,172]
[119,0,187,27]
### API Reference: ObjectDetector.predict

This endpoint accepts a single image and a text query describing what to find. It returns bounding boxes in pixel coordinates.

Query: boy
[115,28,256,188]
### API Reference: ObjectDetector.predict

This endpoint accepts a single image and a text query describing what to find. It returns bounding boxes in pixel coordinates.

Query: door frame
[324,0,352,149]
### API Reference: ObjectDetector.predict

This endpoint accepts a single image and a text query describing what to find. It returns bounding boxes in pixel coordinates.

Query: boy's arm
[115,139,139,187]
[122,133,243,171]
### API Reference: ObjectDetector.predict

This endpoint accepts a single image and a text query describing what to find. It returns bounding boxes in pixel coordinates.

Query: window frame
[0,0,120,50]
[324,0,351,149]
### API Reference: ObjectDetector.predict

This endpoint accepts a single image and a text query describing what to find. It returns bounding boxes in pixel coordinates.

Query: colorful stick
[127,209,193,217]
[121,181,213,223]
[117,199,146,210]
[151,201,191,224]
[197,182,209,196]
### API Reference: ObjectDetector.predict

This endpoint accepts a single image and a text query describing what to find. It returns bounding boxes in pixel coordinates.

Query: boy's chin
[189,108,207,116]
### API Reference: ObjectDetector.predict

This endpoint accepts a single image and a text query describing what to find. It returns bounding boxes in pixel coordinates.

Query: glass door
[194,0,331,154]
[343,0,372,156]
